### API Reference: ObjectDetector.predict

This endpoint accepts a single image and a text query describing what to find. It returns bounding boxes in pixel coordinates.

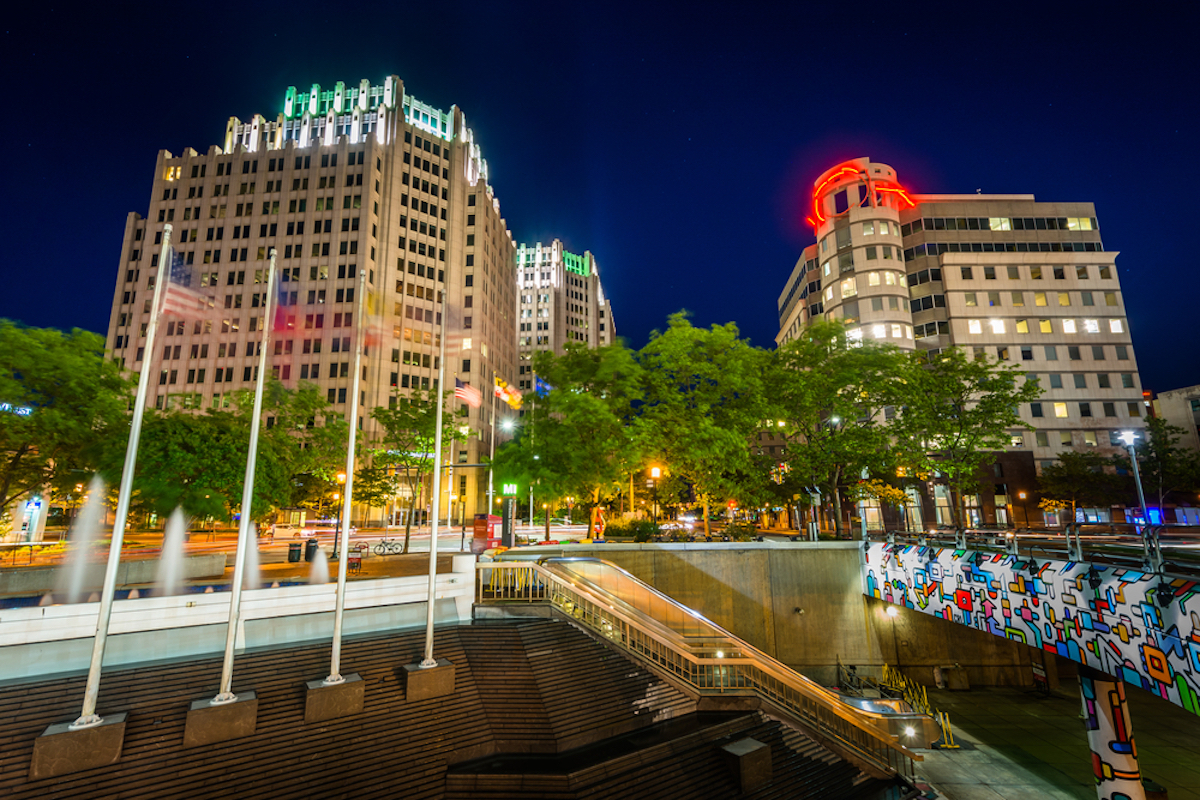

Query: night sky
[3,3,1196,390]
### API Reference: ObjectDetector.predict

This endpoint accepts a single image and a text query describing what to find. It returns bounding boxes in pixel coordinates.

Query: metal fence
[477,557,919,779]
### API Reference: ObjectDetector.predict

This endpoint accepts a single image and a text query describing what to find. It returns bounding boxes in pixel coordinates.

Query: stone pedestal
[183,691,257,747]
[721,736,772,792]
[403,659,455,701]
[305,673,365,724]
[29,713,127,780]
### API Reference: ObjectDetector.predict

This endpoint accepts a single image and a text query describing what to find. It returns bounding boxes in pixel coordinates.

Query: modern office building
[105,75,519,523]
[514,240,616,393]
[772,157,1146,524]
[1153,384,1200,452]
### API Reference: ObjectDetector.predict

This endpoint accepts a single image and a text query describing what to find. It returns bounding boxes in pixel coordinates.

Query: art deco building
[514,240,616,394]
[773,157,1146,525]
[105,75,518,523]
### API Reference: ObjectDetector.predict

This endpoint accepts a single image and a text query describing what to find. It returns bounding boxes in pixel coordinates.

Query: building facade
[1153,385,1200,453]
[776,157,1146,477]
[515,240,616,393]
[105,75,519,523]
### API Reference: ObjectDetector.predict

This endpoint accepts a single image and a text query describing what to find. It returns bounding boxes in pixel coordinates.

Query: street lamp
[649,467,661,523]
[1018,491,1029,528]
[1119,430,1150,529]
[333,471,347,554]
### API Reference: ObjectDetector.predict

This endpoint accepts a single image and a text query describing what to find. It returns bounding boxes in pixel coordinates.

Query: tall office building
[105,75,518,522]
[775,156,1145,488]
[514,240,616,393]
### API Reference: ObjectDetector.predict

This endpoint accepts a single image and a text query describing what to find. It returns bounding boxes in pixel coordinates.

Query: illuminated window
[892,323,902,338]
[1039,319,1052,333]
[1054,402,1068,418]
[1083,431,1098,446]
[1109,319,1124,333]
[1035,292,1047,306]
[884,271,897,286]
[1058,292,1071,307]
[462,337,472,350]
[1104,292,1117,306]
[1011,292,1024,307]
[989,319,1006,334]
[823,261,832,276]
[841,277,857,298]
[847,328,863,343]
[824,286,834,302]
[906,325,913,339]
[873,324,886,338]
[1062,319,1077,334]
[868,271,881,286]
[965,292,978,306]
[1066,217,1093,231]
[1016,319,1029,334]
[989,217,1011,231]
[1128,401,1142,417]
[863,221,875,235]
[1030,266,1043,280]
[1083,319,1100,334]
[968,319,982,334]
[1059,431,1073,446]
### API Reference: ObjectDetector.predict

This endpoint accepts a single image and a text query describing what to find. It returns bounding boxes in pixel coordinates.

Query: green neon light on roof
[563,251,589,277]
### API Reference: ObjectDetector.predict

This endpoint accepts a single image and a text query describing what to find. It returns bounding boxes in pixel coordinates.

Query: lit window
[847,328,863,343]
[1083,431,1098,446]
[823,261,832,276]
[905,325,913,339]
[462,337,472,350]
[989,319,1006,334]
[885,272,897,285]
[873,324,887,338]
[1039,319,1052,334]
[869,271,881,286]
[841,277,857,298]
[1016,319,1029,334]
[1067,217,1093,231]
[892,323,902,338]
[1104,292,1118,306]
[968,319,982,334]
[1011,433,1024,447]
[1035,292,1047,306]
[1062,319,1077,334]
[989,217,1011,231]
[824,286,834,302]
[1109,319,1124,333]
[1059,292,1071,307]
[1083,319,1100,334]
[1031,266,1043,280]
[1054,402,1068,418]
[965,292,977,307]
[863,221,875,235]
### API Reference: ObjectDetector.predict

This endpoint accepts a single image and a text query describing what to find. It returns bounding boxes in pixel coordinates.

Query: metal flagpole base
[183,690,257,747]
[403,658,456,701]
[305,673,364,723]
[68,713,103,730]
[31,713,127,779]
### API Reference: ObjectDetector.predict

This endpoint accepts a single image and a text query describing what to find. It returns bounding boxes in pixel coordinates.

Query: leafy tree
[0,321,130,526]
[767,321,905,537]
[351,464,399,519]
[1114,417,1200,513]
[255,380,349,510]
[494,342,643,539]
[636,314,769,537]
[1037,451,1121,522]
[369,389,460,553]
[891,348,1041,528]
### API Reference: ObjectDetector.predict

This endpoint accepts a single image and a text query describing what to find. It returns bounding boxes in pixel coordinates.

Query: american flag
[455,378,481,408]
[161,250,208,319]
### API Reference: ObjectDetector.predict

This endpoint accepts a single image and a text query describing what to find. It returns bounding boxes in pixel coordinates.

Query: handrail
[477,557,920,779]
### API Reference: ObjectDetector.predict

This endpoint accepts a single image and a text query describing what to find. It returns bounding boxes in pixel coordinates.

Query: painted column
[1079,664,1146,800]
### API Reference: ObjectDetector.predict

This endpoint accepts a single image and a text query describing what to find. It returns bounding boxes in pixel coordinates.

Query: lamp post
[333,471,347,555]
[1119,430,1150,529]
[650,466,661,523]
[1018,491,1029,528]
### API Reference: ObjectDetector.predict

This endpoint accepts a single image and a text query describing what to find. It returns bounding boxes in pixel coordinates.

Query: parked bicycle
[373,537,404,556]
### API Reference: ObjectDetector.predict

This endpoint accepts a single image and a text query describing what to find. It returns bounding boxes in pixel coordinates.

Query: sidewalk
[912,685,1200,800]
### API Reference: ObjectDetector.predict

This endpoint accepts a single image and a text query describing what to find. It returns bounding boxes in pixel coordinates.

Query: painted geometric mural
[863,542,1200,716]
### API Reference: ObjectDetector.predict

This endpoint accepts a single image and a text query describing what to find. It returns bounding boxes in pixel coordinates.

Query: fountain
[57,476,106,604]
[309,546,329,584]
[243,525,262,590]
[155,508,188,597]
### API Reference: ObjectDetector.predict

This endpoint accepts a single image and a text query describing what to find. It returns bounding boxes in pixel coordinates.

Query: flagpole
[72,224,174,728]
[326,268,368,684]
[421,280,451,667]
[212,249,278,703]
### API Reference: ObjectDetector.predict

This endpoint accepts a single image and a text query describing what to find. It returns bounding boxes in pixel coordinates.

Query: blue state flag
[534,376,554,397]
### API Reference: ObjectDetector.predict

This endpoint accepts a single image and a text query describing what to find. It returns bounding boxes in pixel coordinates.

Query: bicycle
[373,537,404,556]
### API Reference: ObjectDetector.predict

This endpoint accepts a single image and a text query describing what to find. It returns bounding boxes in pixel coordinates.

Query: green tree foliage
[494,342,643,537]
[0,321,129,518]
[636,314,769,537]
[891,348,1041,527]
[768,320,905,537]
[1114,417,1200,512]
[369,389,461,552]
[1036,451,1121,522]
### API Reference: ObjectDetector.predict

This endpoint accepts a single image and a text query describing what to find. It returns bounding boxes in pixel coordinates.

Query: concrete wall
[0,553,228,596]
[520,542,1033,687]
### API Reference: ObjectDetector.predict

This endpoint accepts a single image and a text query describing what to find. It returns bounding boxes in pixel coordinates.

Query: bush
[605,519,661,542]
[723,521,759,541]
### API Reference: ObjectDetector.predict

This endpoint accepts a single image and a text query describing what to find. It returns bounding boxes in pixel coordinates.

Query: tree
[1036,451,1120,523]
[0,321,129,528]
[767,320,905,537]
[370,389,460,553]
[891,348,1041,528]
[636,314,769,537]
[1114,417,1200,514]
[493,342,644,538]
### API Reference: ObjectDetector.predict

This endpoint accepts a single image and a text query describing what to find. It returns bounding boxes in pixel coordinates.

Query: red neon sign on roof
[806,162,914,230]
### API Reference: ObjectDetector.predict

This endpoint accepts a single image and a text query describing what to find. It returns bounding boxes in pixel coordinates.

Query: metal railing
[477,556,920,779]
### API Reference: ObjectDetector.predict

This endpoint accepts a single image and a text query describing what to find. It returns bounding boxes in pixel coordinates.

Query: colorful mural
[863,542,1200,717]
[1080,665,1144,800]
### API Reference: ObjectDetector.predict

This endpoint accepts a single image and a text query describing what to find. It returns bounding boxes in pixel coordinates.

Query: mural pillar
[1079,664,1145,800]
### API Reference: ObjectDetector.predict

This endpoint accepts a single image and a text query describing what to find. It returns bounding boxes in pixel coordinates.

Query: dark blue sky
[3,3,1196,390]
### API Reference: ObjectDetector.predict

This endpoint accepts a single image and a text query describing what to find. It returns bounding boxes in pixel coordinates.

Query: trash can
[288,541,302,563]
[304,538,320,563]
